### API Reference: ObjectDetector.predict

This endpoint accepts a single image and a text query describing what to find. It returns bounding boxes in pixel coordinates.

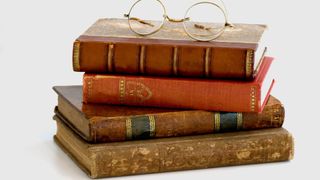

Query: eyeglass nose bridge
[225,22,235,28]
[164,15,190,23]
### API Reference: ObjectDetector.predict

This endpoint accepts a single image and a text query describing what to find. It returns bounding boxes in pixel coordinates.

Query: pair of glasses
[124,0,234,41]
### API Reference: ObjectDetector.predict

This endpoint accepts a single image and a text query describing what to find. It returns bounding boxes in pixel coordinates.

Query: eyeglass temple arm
[212,0,234,27]
[124,14,155,27]
[193,21,234,31]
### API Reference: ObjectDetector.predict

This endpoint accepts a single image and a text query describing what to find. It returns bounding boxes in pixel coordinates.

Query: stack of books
[52,18,294,178]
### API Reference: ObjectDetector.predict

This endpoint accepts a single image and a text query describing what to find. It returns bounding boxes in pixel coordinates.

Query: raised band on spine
[107,44,114,72]
[173,47,178,75]
[205,47,211,77]
[125,118,132,140]
[73,41,81,71]
[149,116,156,137]
[139,45,146,74]
[237,113,243,130]
[214,113,220,132]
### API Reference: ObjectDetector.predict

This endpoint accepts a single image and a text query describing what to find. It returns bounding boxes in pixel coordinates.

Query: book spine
[94,130,293,178]
[88,102,284,143]
[83,74,258,112]
[73,40,254,79]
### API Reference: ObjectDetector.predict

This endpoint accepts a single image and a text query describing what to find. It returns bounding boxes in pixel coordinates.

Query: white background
[0,0,319,179]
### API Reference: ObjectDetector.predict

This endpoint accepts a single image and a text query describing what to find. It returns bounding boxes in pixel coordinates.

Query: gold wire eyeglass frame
[124,0,234,41]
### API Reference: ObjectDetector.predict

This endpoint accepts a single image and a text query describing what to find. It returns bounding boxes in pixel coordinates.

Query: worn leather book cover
[83,56,274,112]
[53,85,284,143]
[54,117,294,178]
[73,18,267,79]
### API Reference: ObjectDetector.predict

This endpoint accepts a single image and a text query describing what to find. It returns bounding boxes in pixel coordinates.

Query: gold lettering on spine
[149,116,156,137]
[125,118,132,140]
[205,47,211,77]
[250,87,256,112]
[73,41,80,71]
[173,47,178,75]
[107,44,114,72]
[119,79,126,104]
[246,49,254,78]
[139,46,146,74]
[214,113,220,132]
[236,113,243,130]
[87,77,93,102]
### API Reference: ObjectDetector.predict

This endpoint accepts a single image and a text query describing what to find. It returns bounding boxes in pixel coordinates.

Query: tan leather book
[73,18,267,79]
[53,86,284,143]
[54,117,294,178]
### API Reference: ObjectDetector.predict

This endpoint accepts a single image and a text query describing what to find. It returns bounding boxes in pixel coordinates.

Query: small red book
[83,57,274,112]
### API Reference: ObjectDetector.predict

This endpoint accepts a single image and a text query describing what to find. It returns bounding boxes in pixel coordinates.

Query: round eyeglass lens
[183,2,227,41]
[128,0,165,35]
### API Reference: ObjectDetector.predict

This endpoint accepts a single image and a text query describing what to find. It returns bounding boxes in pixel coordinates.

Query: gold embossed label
[119,80,152,104]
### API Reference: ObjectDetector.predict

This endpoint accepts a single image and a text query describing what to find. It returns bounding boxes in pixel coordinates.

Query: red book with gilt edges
[83,57,274,112]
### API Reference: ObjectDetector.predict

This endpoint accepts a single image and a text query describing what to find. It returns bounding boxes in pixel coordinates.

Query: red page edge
[260,79,275,112]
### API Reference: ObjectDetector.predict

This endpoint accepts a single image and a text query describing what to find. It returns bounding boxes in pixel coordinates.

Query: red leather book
[83,56,274,112]
[73,18,267,79]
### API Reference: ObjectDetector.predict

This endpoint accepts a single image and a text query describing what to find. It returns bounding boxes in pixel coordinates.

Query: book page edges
[260,79,275,112]
[256,56,274,112]
[53,87,91,141]
[253,26,269,73]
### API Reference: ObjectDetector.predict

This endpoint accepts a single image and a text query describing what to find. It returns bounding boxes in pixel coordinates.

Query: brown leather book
[54,117,294,178]
[73,18,267,79]
[53,85,284,143]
